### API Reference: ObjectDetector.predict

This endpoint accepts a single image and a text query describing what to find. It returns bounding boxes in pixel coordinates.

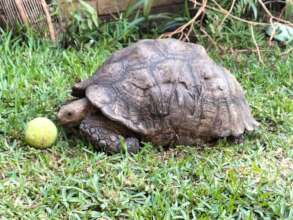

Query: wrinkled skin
[57,98,141,153]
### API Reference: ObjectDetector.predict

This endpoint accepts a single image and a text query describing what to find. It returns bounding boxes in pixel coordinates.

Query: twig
[264,0,286,4]
[209,0,268,26]
[160,0,270,41]
[281,47,293,56]
[199,27,224,51]
[15,0,29,26]
[159,0,292,57]
[233,49,273,52]
[258,0,293,27]
[192,0,197,8]
[40,0,56,42]
[268,17,275,46]
[219,0,236,29]
[160,0,207,40]
[250,25,264,65]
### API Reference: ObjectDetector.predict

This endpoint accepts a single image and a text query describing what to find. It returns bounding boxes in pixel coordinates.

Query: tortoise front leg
[79,114,141,154]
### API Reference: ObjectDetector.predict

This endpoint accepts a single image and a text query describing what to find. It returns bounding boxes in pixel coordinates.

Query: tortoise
[57,38,259,153]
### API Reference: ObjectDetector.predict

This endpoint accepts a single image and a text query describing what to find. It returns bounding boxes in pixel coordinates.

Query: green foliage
[60,0,100,48]
[55,0,293,50]
[285,0,293,19]
[235,0,258,19]
[0,32,293,219]
[217,0,259,19]
[1,0,292,49]
[56,0,187,47]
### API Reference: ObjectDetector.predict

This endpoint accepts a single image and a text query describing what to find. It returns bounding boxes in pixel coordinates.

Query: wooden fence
[96,0,182,15]
[58,0,182,17]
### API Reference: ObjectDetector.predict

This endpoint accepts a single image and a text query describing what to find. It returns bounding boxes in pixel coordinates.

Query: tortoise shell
[73,39,259,146]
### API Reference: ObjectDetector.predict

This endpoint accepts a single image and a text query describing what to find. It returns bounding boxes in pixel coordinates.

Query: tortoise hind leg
[79,114,141,154]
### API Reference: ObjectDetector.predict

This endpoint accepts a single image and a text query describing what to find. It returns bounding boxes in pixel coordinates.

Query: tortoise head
[57,98,92,125]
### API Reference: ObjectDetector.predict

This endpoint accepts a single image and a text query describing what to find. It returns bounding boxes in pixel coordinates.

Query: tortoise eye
[67,112,73,117]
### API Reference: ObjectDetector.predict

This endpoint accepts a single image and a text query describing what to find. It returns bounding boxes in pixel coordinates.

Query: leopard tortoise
[57,38,259,153]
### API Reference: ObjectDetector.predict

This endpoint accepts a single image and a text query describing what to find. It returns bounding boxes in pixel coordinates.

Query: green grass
[0,33,292,219]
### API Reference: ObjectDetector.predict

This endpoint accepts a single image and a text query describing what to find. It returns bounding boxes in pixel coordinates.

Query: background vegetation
[0,0,292,219]
[56,0,293,50]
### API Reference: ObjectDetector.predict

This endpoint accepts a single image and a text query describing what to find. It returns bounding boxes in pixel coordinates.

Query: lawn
[0,34,292,219]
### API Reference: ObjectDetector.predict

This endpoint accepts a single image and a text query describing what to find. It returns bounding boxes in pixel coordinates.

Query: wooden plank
[96,0,182,15]
[15,0,29,25]
[40,0,56,42]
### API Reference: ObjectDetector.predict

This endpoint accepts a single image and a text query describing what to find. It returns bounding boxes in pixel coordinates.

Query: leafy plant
[49,0,293,51]
[98,0,185,44]
[59,0,99,48]
[57,0,186,47]
[235,0,259,19]
[285,0,293,19]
